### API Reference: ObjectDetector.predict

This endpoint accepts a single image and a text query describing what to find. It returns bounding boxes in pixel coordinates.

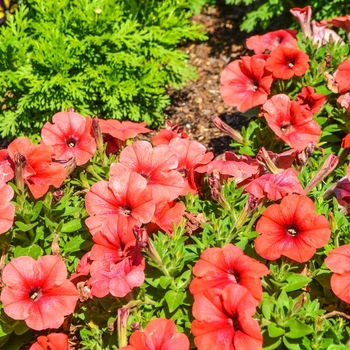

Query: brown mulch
[163,4,258,156]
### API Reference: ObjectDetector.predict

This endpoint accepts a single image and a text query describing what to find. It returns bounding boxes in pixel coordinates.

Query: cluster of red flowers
[190,244,270,350]
[219,6,350,152]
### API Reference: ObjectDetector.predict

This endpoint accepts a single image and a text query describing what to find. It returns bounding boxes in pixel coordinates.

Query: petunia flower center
[287,59,295,68]
[286,225,299,237]
[66,137,78,148]
[119,205,132,216]
[227,268,240,283]
[178,168,188,178]
[280,122,291,134]
[249,79,259,92]
[29,287,43,302]
[229,317,241,332]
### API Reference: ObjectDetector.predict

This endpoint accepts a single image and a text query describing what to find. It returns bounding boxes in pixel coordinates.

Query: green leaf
[14,244,43,259]
[283,274,312,292]
[15,221,38,232]
[285,319,313,339]
[61,219,82,233]
[159,276,173,289]
[268,323,285,337]
[164,290,185,313]
[30,201,43,221]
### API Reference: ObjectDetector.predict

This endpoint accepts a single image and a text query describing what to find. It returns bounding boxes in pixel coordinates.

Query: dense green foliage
[224,0,350,32]
[0,0,207,139]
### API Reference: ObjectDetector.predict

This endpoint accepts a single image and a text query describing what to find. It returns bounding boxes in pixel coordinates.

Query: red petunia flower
[335,60,350,93]
[297,86,326,113]
[99,120,151,141]
[327,15,350,41]
[85,171,155,236]
[29,333,69,350]
[89,246,145,298]
[263,94,321,150]
[168,138,213,195]
[220,56,273,112]
[265,47,309,80]
[192,284,263,350]
[41,111,96,166]
[1,255,79,331]
[0,149,14,182]
[190,244,270,303]
[255,194,331,263]
[120,318,190,350]
[246,29,298,54]
[110,141,184,203]
[245,168,304,201]
[0,181,15,234]
[290,6,312,39]
[337,93,350,114]
[152,121,188,146]
[325,244,350,303]
[148,200,186,235]
[7,138,66,199]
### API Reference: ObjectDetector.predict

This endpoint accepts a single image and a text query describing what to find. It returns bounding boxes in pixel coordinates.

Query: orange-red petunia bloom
[29,333,69,350]
[297,86,326,114]
[192,284,263,350]
[110,141,184,203]
[255,194,331,263]
[263,94,321,150]
[265,47,309,80]
[0,181,15,234]
[85,171,155,236]
[7,138,66,199]
[325,244,350,303]
[246,29,298,54]
[120,318,190,350]
[41,111,96,166]
[1,255,79,331]
[220,56,273,112]
[327,15,350,41]
[0,149,14,182]
[335,60,350,93]
[189,244,270,303]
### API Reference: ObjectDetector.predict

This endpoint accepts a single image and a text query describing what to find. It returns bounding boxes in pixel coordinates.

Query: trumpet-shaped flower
[120,318,190,350]
[7,138,66,199]
[246,29,298,54]
[255,194,331,262]
[110,141,184,203]
[265,47,309,80]
[335,60,350,93]
[290,6,312,39]
[263,94,321,150]
[297,86,326,113]
[1,255,79,331]
[192,284,263,350]
[41,111,96,166]
[325,244,350,303]
[327,15,350,41]
[0,181,15,234]
[220,56,273,112]
[190,244,270,303]
[85,171,155,236]
[29,333,69,350]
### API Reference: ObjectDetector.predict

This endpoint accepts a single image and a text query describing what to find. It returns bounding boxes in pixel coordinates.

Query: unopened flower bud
[53,190,64,202]
[14,152,26,193]
[92,116,104,156]
[213,116,244,143]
